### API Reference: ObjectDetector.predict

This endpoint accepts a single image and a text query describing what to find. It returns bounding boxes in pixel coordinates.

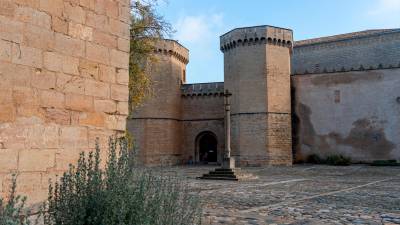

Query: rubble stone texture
[0,0,131,204]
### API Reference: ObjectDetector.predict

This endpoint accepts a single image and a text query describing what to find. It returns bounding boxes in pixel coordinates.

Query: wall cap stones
[220,25,293,52]
[152,39,189,64]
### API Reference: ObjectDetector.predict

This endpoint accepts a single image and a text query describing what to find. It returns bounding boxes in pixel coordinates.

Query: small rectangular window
[182,69,186,83]
[334,90,340,103]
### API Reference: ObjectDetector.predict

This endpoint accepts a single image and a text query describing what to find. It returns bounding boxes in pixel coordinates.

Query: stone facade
[292,29,400,162]
[0,0,130,203]
[130,26,400,166]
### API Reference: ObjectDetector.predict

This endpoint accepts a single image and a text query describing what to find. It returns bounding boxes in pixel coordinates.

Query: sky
[158,0,400,84]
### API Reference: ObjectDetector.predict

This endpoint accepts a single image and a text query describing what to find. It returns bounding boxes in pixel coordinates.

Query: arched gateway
[195,131,218,164]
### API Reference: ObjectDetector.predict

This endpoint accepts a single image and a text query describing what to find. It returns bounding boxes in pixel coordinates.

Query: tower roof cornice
[220,25,293,52]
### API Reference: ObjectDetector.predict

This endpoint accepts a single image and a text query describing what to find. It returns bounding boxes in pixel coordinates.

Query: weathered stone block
[54,149,82,171]
[43,51,63,72]
[19,149,55,172]
[59,126,88,149]
[117,37,130,52]
[39,0,64,17]
[104,0,118,19]
[0,39,12,62]
[31,70,56,90]
[0,62,31,88]
[79,59,99,79]
[14,6,51,29]
[110,49,129,69]
[0,89,12,104]
[56,73,84,94]
[86,11,107,30]
[105,115,126,131]
[86,42,110,64]
[16,104,44,119]
[108,18,129,39]
[99,64,116,83]
[79,0,95,10]
[65,93,93,111]
[84,79,110,98]
[116,68,128,84]
[62,55,79,75]
[14,0,40,8]
[110,84,129,101]
[94,99,116,113]
[23,24,55,50]
[0,15,24,43]
[64,2,85,24]
[93,29,117,48]
[0,149,18,171]
[11,44,43,68]
[0,1,14,17]
[117,101,129,115]
[12,86,39,105]
[39,90,65,108]
[118,5,131,23]
[0,104,16,122]
[43,108,70,125]
[79,112,105,127]
[52,16,68,34]
[68,22,93,41]
[54,33,85,57]
[26,123,59,149]
[88,128,115,149]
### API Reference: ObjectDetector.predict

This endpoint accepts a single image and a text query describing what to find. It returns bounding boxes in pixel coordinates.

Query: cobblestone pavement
[160,165,400,225]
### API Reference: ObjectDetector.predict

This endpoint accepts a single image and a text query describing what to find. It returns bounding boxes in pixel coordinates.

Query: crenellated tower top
[152,39,189,64]
[220,25,293,52]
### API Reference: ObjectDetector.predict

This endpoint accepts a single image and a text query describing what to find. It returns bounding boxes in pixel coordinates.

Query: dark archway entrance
[196,131,218,164]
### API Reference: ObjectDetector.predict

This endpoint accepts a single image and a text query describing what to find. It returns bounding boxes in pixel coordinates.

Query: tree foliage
[129,0,173,112]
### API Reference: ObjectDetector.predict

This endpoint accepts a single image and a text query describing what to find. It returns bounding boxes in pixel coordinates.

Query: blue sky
[158,0,400,83]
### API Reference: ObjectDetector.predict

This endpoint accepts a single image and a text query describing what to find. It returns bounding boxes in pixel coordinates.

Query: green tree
[129,0,173,112]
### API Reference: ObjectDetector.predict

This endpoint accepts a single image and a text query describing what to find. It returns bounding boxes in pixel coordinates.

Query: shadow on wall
[296,103,395,162]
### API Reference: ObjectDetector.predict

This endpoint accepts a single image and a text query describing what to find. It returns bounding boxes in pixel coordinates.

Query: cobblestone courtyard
[161,165,400,225]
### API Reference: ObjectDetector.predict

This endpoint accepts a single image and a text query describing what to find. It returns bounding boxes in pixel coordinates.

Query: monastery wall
[292,29,400,75]
[181,83,225,163]
[221,25,293,166]
[292,30,400,162]
[0,0,131,203]
[128,39,188,166]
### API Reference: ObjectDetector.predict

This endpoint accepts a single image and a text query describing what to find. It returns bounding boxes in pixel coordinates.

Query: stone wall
[181,84,225,163]
[0,0,130,204]
[128,39,188,166]
[292,29,400,75]
[292,68,400,162]
[221,25,293,166]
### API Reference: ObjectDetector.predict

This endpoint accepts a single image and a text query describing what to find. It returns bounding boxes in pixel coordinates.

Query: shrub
[42,137,202,225]
[0,175,30,225]
[326,155,351,166]
[306,154,324,164]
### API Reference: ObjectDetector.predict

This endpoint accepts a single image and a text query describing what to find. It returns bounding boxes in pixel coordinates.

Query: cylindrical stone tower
[128,39,189,166]
[220,25,293,166]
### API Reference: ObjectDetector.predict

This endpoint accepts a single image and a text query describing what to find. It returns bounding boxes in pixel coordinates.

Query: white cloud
[368,0,400,15]
[174,13,224,44]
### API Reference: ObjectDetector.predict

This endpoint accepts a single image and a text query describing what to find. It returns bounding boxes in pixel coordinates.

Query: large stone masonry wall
[292,68,400,163]
[0,0,130,204]
[292,29,400,75]
[181,82,225,164]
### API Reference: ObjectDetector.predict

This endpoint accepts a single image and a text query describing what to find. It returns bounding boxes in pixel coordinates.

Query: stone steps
[198,168,240,181]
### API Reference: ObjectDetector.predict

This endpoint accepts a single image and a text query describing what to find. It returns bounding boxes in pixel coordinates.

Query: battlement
[220,25,293,52]
[292,29,400,75]
[153,39,189,64]
[181,82,224,96]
